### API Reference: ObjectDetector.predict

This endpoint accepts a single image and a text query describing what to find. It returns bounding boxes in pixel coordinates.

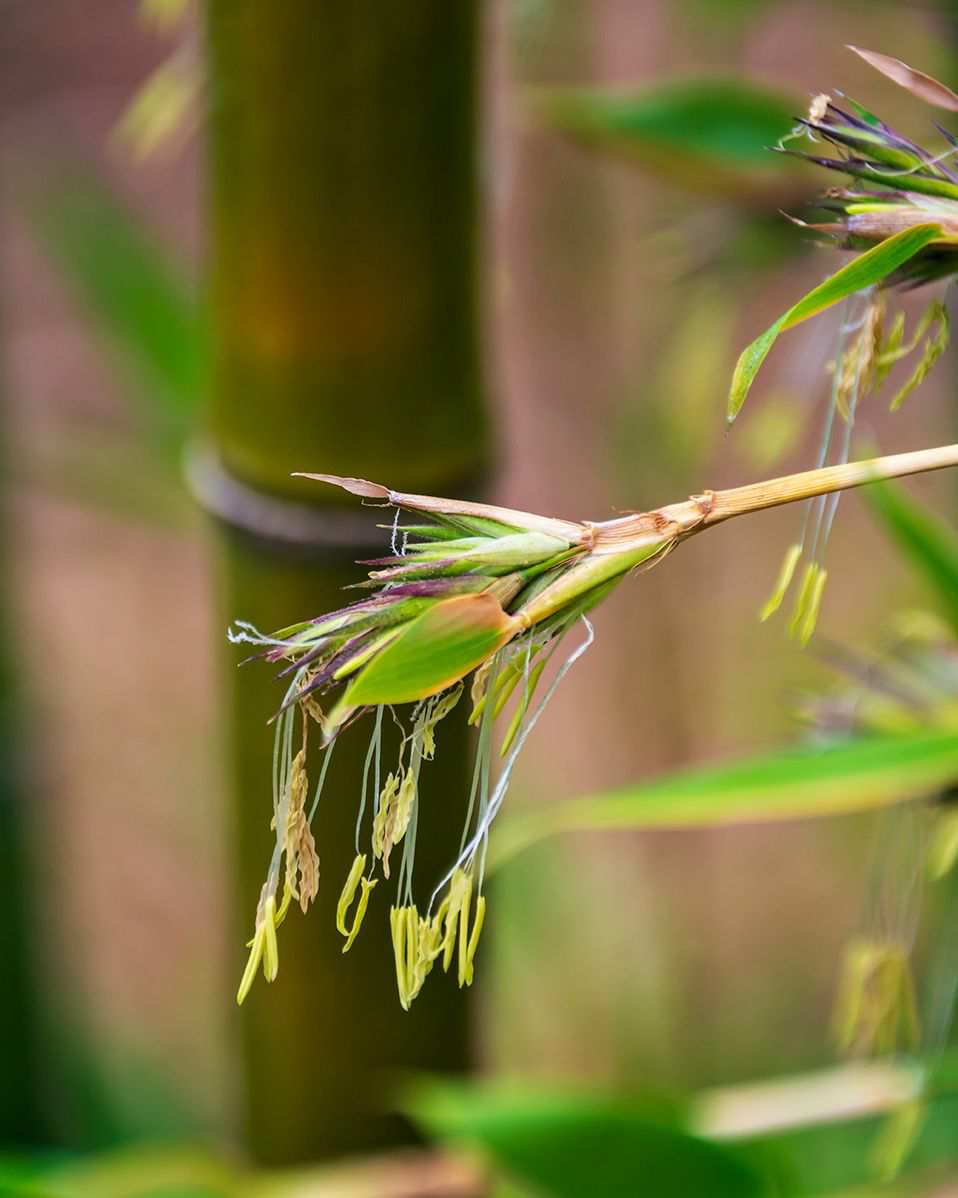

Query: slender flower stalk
[231,443,958,1008]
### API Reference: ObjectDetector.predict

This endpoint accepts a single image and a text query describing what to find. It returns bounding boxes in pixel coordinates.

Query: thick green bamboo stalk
[204,0,488,1165]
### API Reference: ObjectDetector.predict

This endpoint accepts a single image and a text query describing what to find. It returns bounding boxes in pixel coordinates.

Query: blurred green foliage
[867,481,958,634]
[537,78,800,199]
[406,1056,958,1197]
[408,1081,761,1198]
[29,170,206,455]
[491,728,958,866]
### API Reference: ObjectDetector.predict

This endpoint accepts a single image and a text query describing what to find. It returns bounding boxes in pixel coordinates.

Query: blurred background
[4,1,958,1194]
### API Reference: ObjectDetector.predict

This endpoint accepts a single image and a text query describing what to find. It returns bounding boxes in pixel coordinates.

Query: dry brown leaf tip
[848,45,958,112]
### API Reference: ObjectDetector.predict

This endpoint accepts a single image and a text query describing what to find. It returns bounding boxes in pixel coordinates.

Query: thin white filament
[428,615,595,913]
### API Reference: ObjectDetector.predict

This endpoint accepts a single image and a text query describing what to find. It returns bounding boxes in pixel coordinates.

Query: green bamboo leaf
[727,224,942,425]
[406,1079,762,1198]
[29,170,207,445]
[865,482,958,631]
[490,730,958,868]
[343,594,518,706]
[538,78,798,198]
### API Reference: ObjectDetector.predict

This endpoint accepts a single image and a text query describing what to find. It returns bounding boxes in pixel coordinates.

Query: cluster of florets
[230,475,674,1008]
[781,88,958,286]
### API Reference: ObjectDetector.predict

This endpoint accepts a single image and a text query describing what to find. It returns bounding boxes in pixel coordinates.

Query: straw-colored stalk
[517,443,958,626]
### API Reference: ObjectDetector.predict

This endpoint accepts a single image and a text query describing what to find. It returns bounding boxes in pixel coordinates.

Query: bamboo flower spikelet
[231,448,958,1008]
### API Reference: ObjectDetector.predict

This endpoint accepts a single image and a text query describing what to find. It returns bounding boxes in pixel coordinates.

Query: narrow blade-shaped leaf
[490,730,958,868]
[343,594,518,706]
[728,224,942,425]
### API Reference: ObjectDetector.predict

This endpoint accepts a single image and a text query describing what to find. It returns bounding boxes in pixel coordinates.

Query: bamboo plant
[232,45,958,1017]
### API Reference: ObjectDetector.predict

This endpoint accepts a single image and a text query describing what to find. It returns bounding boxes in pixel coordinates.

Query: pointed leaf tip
[726,224,941,425]
[847,46,958,112]
[292,472,392,500]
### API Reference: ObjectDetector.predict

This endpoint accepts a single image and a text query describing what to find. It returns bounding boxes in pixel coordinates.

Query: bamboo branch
[595,443,958,553]
[702,442,958,526]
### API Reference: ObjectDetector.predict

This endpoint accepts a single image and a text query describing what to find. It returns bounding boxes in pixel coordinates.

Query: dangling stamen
[337,853,378,952]
[459,652,501,856]
[430,616,595,914]
[355,705,384,853]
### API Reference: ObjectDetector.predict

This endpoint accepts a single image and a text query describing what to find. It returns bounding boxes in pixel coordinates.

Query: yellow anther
[414,913,443,993]
[390,906,408,1009]
[462,895,486,988]
[500,659,546,757]
[928,809,958,880]
[336,854,367,936]
[390,904,423,1010]
[236,923,265,1005]
[259,896,279,977]
[341,877,378,953]
[440,871,472,973]
[760,543,802,622]
[799,568,828,647]
[491,665,524,719]
[275,885,292,926]
[457,879,473,988]
[789,562,820,641]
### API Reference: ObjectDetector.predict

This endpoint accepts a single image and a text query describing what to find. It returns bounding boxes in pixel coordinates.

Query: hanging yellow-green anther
[927,809,958,880]
[439,869,473,974]
[336,853,378,953]
[461,894,486,988]
[798,567,827,648]
[414,912,444,994]
[341,877,377,954]
[236,892,281,1005]
[760,543,802,622]
[491,666,524,720]
[789,562,826,644]
[262,894,279,981]
[390,905,423,1011]
[500,659,547,757]
[236,924,265,1006]
[833,937,920,1057]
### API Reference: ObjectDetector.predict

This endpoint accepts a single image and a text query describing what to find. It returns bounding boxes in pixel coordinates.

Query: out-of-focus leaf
[727,224,942,425]
[139,0,191,34]
[490,730,958,868]
[537,78,799,198]
[344,594,518,706]
[114,51,199,161]
[865,482,958,632]
[29,172,207,445]
[406,1079,762,1198]
[0,1145,239,1197]
[848,46,958,113]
